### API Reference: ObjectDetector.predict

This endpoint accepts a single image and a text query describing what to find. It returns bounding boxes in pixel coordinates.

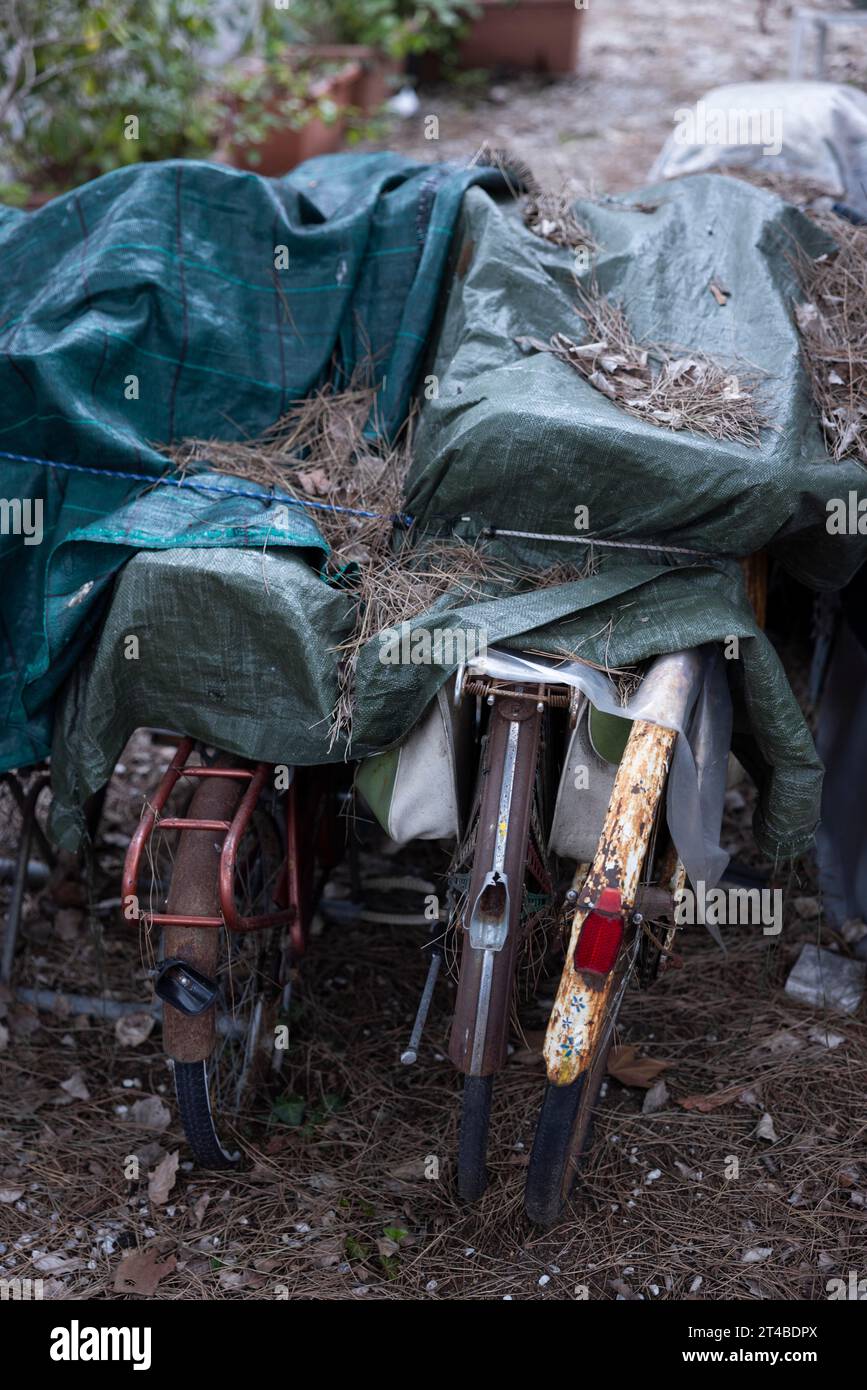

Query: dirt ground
[2,0,867,1304]
[363,0,867,193]
[1,714,866,1302]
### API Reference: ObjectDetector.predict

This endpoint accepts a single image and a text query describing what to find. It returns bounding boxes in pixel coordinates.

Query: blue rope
[0,446,415,526]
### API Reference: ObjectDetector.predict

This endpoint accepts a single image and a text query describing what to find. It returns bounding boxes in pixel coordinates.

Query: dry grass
[170,375,408,565]
[523,188,598,253]
[469,142,596,254]
[330,538,522,745]
[669,167,867,466]
[719,164,838,209]
[171,373,603,748]
[792,213,867,466]
[469,141,541,199]
[519,280,766,446]
[329,541,600,747]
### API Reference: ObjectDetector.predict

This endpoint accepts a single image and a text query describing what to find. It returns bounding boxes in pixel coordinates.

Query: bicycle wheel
[526,696,683,1225]
[149,764,288,1168]
[449,691,556,1202]
[524,1037,612,1227]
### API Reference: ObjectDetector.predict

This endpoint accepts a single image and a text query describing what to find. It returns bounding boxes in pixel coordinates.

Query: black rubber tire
[174,1059,241,1169]
[524,1057,607,1227]
[457,1073,494,1202]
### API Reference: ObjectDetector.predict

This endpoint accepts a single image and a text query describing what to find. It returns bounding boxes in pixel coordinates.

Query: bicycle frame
[122,739,340,961]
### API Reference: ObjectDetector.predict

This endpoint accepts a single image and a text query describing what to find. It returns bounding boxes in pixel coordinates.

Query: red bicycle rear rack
[122,737,297,936]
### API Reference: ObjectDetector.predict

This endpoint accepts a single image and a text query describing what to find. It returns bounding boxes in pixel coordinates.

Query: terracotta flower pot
[457,0,585,75]
[223,55,362,177]
[279,44,403,114]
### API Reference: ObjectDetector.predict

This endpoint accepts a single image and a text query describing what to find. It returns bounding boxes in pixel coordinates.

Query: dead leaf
[609,1277,639,1299]
[588,369,617,399]
[33,1253,83,1272]
[607,1044,671,1089]
[113,1247,177,1296]
[0,1022,8,1051]
[642,1078,670,1114]
[668,356,699,380]
[0,1187,24,1203]
[114,1011,156,1048]
[306,1172,338,1192]
[191,1191,212,1227]
[9,1007,40,1037]
[296,468,330,497]
[741,1246,773,1263]
[389,1157,427,1180]
[315,1236,344,1268]
[755,1112,779,1143]
[599,353,630,373]
[709,281,730,305]
[753,1029,803,1057]
[679,1083,752,1112]
[554,336,607,357]
[509,1048,545,1066]
[509,1028,546,1065]
[148,1149,179,1205]
[126,1096,171,1130]
[514,334,553,355]
[737,1088,762,1108]
[60,1072,90,1101]
[795,301,819,331]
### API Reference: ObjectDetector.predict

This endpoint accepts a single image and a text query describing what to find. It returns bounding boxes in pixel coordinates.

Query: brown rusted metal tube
[162,769,246,1064]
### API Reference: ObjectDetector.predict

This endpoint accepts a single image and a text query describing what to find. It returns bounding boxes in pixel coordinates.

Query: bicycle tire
[457,1073,494,1202]
[524,1039,611,1227]
[174,1058,241,1169]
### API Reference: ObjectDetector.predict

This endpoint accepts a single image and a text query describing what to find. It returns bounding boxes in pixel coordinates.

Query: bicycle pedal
[153,958,218,1016]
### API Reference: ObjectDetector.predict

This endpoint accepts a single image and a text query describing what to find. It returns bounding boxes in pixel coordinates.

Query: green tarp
[50,542,821,861]
[3,158,864,860]
[408,179,865,590]
[0,151,508,769]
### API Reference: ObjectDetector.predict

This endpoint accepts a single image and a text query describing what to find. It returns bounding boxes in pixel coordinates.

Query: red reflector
[574,888,623,974]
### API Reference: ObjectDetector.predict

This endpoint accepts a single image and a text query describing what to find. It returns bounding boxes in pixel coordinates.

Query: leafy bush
[219,57,350,161]
[0,0,223,192]
[0,0,479,199]
[283,0,478,60]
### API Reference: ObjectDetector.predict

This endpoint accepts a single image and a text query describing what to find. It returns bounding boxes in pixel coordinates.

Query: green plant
[284,0,479,60]
[377,1223,409,1279]
[220,56,350,159]
[0,0,224,190]
[270,1089,346,1137]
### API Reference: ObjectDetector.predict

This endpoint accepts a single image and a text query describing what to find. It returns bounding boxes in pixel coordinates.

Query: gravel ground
[361,0,867,193]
